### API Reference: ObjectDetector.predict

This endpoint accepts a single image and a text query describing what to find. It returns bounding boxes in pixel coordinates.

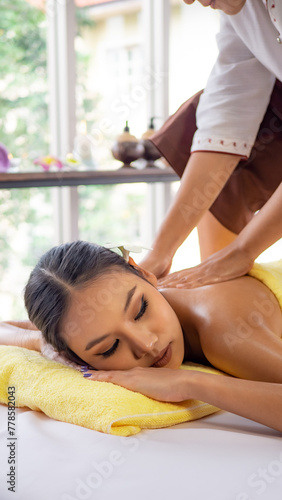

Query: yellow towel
[0,346,221,436]
[248,259,282,309]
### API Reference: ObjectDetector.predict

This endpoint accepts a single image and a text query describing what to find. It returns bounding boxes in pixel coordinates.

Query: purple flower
[0,143,10,172]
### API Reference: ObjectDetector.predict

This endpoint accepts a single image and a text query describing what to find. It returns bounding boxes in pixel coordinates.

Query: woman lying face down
[24,241,186,370]
[24,240,282,375]
[24,241,282,432]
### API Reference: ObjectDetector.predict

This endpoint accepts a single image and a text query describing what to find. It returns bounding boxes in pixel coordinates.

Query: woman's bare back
[162,275,282,383]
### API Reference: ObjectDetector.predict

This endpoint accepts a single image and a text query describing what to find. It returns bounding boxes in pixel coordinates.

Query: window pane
[78,183,147,245]
[168,0,219,271]
[75,1,146,169]
[75,1,147,246]
[0,0,49,165]
[169,0,219,113]
[0,188,54,319]
[0,0,53,320]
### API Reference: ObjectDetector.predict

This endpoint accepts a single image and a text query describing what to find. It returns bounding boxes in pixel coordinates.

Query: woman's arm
[140,151,241,278]
[187,370,282,433]
[84,366,282,433]
[0,321,42,351]
[0,321,80,368]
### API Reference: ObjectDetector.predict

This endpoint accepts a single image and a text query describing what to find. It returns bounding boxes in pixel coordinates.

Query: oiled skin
[162,275,282,383]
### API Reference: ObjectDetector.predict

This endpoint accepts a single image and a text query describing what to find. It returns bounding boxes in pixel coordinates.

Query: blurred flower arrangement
[0,143,10,172]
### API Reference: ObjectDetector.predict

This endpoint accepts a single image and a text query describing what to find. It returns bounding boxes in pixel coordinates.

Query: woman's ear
[128,256,158,287]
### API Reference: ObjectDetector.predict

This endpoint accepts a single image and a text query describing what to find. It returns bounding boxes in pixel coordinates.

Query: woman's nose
[129,330,159,358]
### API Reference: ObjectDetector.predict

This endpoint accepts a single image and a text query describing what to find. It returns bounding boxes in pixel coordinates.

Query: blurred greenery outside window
[0,0,52,318]
[0,1,146,320]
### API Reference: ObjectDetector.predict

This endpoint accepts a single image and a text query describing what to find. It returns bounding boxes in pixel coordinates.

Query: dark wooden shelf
[0,167,179,189]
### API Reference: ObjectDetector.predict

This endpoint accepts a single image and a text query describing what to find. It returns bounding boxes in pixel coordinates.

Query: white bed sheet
[0,404,281,500]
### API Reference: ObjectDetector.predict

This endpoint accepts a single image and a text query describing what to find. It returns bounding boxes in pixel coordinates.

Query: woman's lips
[151,344,172,368]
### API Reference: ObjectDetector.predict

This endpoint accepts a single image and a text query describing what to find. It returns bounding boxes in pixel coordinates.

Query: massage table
[0,403,281,500]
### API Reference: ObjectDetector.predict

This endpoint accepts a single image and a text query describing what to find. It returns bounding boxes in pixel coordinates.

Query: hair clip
[104,243,152,262]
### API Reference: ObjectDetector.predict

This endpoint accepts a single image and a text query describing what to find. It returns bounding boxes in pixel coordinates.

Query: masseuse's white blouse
[191,0,282,158]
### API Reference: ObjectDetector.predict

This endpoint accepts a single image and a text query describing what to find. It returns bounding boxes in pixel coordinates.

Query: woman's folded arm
[86,365,282,433]
[0,320,41,351]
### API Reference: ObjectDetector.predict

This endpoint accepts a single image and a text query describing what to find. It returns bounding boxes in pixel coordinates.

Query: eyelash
[99,295,148,359]
[134,295,148,321]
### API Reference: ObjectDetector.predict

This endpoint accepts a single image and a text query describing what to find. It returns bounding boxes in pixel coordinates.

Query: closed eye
[134,295,148,321]
[98,296,148,359]
[99,339,119,359]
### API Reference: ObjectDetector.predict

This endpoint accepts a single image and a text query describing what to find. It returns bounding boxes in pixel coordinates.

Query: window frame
[47,0,172,244]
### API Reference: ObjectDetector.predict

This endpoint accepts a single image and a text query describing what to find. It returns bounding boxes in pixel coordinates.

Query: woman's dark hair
[24,241,143,365]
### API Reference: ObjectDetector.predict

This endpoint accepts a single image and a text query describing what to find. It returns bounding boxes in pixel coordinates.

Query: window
[75,1,148,249]
[75,1,146,166]
[0,0,48,163]
[0,0,54,318]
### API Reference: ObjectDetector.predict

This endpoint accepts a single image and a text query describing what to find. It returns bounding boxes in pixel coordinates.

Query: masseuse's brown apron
[150,79,282,234]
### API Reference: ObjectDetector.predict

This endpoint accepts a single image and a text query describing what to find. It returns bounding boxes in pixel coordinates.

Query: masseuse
[141,0,282,288]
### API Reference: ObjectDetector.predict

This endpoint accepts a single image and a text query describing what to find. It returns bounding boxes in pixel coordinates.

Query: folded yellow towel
[248,260,282,309]
[0,346,221,436]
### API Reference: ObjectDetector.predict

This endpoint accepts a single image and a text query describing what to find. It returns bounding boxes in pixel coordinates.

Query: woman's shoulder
[162,274,281,334]
[161,276,282,376]
[197,275,281,324]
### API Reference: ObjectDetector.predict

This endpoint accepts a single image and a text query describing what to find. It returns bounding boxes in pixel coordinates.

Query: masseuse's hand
[82,366,193,403]
[139,250,173,280]
[158,243,254,289]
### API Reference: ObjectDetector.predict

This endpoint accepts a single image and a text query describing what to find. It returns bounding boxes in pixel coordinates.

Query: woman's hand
[158,243,254,289]
[82,366,193,403]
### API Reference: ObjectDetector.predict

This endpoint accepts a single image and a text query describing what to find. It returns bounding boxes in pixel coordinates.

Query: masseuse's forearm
[152,152,240,258]
[189,371,282,432]
[0,321,41,351]
[237,181,282,261]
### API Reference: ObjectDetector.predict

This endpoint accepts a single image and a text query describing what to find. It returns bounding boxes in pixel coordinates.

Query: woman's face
[61,269,185,371]
[183,0,246,15]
